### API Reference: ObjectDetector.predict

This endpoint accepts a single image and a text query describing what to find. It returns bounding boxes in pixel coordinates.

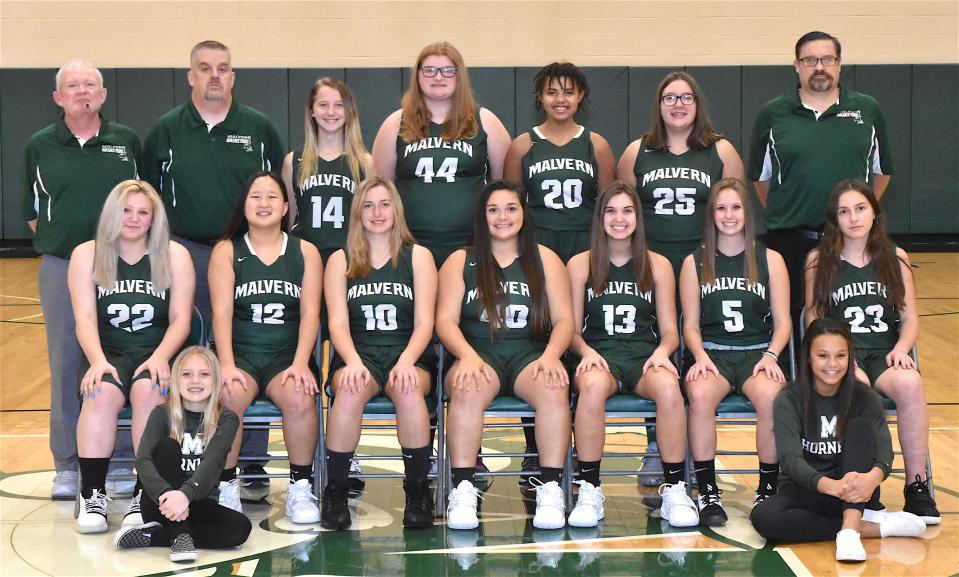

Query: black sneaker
[752,490,774,508]
[169,532,197,563]
[903,475,940,525]
[696,490,727,527]
[518,454,540,486]
[240,464,271,502]
[114,521,161,549]
[320,484,351,530]
[403,479,434,529]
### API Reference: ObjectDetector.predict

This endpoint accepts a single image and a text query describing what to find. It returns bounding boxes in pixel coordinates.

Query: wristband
[763,350,779,361]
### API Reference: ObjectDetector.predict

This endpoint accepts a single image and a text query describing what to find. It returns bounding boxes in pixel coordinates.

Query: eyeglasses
[661,93,696,106]
[798,56,839,68]
[420,65,459,78]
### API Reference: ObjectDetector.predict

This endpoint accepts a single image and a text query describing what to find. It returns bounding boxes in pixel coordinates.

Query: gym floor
[1,253,956,577]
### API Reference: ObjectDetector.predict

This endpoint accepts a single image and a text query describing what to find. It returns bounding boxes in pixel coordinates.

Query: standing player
[69,180,195,533]
[504,62,614,479]
[618,71,745,485]
[436,181,573,531]
[208,171,323,524]
[321,177,438,530]
[143,39,286,498]
[751,319,925,562]
[24,59,141,499]
[804,179,939,524]
[282,77,374,264]
[567,182,697,529]
[504,62,615,262]
[680,178,791,526]
[372,41,511,267]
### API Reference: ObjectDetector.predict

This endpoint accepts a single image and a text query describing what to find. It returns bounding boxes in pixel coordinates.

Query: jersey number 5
[722,300,744,332]
[415,157,458,183]
[653,187,696,216]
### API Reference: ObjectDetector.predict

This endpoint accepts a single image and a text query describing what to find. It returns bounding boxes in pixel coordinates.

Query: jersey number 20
[542,179,583,209]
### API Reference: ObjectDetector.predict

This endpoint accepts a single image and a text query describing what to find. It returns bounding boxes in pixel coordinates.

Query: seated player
[320,177,438,530]
[68,180,194,533]
[208,171,323,524]
[436,181,573,530]
[567,182,697,528]
[680,178,790,525]
[805,178,939,524]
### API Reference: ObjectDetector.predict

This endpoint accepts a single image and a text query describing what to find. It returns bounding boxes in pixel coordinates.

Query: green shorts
[328,343,438,394]
[423,244,463,268]
[533,227,590,263]
[79,346,155,399]
[462,339,547,396]
[682,349,765,394]
[234,349,318,397]
[855,349,894,385]
[586,342,660,394]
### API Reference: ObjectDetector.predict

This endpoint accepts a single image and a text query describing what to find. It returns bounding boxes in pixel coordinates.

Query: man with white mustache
[142,40,285,503]
[23,59,141,499]
[747,31,895,358]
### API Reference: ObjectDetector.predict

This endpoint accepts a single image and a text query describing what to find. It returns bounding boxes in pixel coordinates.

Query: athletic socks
[758,462,779,495]
[220,467,237,482]
[578,459,601,487]
[539,467,563,485]
[401,445,431,483]
[694,460,718,494]
[663,461,685,486]
[451,467,475,487]
[289,463,313,484]
[326,450,354,487]
[79,457,110,498]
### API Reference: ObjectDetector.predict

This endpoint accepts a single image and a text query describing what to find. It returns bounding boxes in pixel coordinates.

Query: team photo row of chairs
[68,169,938,565]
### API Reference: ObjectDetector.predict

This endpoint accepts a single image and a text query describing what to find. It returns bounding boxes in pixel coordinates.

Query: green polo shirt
[22,115,141,259]
[142,99,285,241]
[748,86,895,230]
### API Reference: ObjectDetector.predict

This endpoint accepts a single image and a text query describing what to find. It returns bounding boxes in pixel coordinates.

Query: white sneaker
[835,528,867,562]
[659,482,699,528]
[105,468,136,496]
[121,490,143,527]
[446,480,480,530]
[874,511,926,538]
[532,480,566,530]
[568,481,605,528]
[76,489,110,533]
[285,479,320,524]
[52,470,79,500]
[218,479,242,513]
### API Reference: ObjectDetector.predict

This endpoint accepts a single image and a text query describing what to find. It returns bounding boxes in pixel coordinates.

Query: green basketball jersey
[522,126,598,233]
[582,258,659,355]
[96,254,170,350]
[394,118,489,249]
[460,249,542,344]
[696,243,772,346]
[231,233,304,354]
[346,244,416,347]
[291,152,360,252]
[634,142,724,250]
[825,259,900,351]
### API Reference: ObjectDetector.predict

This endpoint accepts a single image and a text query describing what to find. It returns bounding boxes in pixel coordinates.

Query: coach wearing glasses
[373,41,510,266]
[748,31,895,337]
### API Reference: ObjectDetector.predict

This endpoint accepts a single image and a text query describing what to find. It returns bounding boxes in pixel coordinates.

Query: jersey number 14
[310,196,345,229]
